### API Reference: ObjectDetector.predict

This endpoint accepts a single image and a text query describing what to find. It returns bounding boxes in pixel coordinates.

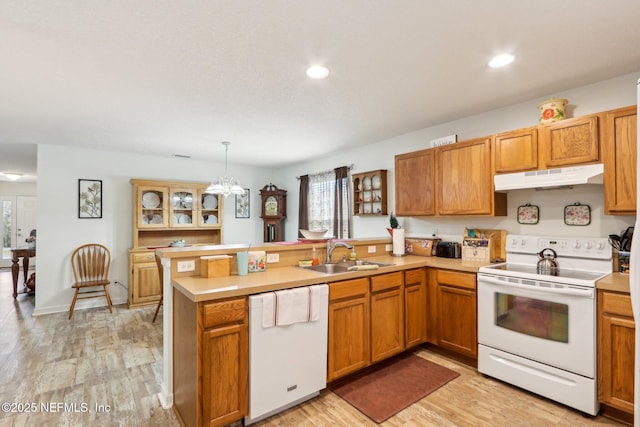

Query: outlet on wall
[266,253,279,263]
[367,246,377,253]
[177,260,195,272]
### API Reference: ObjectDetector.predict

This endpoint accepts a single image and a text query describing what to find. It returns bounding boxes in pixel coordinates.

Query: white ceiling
[2,1,640,182]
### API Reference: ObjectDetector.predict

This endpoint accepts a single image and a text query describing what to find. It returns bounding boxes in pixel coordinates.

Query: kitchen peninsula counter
[171,253,489,302]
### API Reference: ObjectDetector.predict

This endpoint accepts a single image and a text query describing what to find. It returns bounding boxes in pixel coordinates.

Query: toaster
[436,241,462,258]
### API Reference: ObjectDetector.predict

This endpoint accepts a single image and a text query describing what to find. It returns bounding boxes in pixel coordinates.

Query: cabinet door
[437,284,477,358]
[437,137,494,215]
[602,106,637,215]
[198,190,223,227]
[130,261,161,307]
[539,115,599,169]
[328,278,370,381]
[170,187,197,228]
[434,269,477,358]
[137,186,169,228]
[598,291,635,415]
[493,127,538,173]
[202,322,248,427]
[395,149,436,216]
[370,272,404,363]
[404,268,427,348]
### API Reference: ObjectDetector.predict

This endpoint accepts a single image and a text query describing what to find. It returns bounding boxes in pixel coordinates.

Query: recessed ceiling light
[489,54,515,68]
[306,65,330,79]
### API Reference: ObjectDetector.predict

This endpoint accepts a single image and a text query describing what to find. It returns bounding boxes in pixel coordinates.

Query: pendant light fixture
[206,141,246,196]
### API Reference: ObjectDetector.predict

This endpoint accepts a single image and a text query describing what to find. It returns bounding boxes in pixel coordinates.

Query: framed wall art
[235,189,250,218]
[78,179,102,218]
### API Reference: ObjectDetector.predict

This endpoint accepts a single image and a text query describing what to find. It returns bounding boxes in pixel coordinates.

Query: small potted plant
[387,213,400,236]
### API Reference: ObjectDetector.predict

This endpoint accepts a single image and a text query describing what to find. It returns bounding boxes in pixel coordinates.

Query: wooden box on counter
[405,237,440,256]
[461,229,506,263]
[201,255,231,278]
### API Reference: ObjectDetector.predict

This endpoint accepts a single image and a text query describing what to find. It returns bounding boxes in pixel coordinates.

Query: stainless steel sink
[301,260,394,274]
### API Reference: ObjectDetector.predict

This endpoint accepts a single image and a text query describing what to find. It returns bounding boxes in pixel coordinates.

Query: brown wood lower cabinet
[598,290,635,423]
[404,268,427,348]
[173,291,248,427]
[327,277,371,382]
[129,251,161,308]
[370,272,404,363]
[327,268,429,382]
[428,269,477,359]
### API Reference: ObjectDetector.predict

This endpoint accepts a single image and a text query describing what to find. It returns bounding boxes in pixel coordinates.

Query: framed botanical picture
[78,179,102,218]
[235,189,250,218]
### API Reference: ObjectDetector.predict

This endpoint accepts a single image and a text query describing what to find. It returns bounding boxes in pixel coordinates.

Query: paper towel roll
[392,228,405,256]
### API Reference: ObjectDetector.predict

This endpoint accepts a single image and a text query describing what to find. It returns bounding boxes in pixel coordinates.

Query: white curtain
[308,170,336,234]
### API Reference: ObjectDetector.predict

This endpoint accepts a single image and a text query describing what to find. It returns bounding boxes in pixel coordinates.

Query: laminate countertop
[172,254,490,303]
[596,272,630,294]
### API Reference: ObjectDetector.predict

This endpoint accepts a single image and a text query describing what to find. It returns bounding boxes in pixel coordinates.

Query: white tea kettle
[537,248,559,276]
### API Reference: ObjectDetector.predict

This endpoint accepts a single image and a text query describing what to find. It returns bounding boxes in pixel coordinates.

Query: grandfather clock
[260,183,287,242]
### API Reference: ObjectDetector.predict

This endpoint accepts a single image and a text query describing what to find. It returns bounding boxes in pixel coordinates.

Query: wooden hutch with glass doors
[128,178,224,308]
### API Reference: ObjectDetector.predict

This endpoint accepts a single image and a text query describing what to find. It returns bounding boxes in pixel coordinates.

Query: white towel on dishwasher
[262,285,321,328]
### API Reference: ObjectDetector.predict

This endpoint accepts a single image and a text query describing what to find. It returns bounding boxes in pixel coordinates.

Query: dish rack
[461,229,506,263]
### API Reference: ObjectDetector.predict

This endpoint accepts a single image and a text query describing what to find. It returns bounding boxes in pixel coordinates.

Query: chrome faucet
[326,240,353,264]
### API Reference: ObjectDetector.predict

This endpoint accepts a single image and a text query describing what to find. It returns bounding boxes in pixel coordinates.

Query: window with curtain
[298,166,351,239]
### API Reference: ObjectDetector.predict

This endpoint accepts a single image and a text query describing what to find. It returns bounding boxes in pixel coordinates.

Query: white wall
[34,145,270,315]
[0,181,37,196]
[277,71,639,242]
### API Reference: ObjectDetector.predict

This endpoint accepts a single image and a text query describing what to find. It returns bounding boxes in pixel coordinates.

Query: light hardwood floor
[0,270,626,426]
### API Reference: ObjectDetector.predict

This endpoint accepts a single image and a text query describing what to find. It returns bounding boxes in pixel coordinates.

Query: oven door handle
[478,275,594,298]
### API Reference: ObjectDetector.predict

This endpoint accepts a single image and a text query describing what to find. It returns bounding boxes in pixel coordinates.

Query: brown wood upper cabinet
[538,114,600,169]
[493,126,538,174]
[602,105,637,215]
[437,137,506,216]
[395,138,506,216]
[395,148,436,216]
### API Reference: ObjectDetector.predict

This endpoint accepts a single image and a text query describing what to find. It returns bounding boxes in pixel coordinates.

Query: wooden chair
[152,255,163,323]
[69,243,113,319]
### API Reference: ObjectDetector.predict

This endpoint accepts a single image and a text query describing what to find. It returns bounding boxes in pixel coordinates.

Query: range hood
[494,163,604,191]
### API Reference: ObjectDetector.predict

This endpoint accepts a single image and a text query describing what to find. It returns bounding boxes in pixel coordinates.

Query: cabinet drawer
[330,278,369,302]
[405,268,425,286]
[601,291,633,318]
[435,269,476,290]
[202,297,247,329]
[371,272,403,293]
[133,252,156,263]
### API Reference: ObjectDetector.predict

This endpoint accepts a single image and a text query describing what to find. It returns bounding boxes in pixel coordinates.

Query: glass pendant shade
[206,142,246,197]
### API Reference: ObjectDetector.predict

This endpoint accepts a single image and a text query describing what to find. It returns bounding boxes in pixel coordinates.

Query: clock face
[265,196,278,216]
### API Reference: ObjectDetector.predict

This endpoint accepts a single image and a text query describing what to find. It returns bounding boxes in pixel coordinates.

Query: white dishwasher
[245,284,328,425]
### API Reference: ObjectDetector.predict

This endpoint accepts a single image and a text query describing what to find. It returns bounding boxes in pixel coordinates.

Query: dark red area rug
[331,353,459,423]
